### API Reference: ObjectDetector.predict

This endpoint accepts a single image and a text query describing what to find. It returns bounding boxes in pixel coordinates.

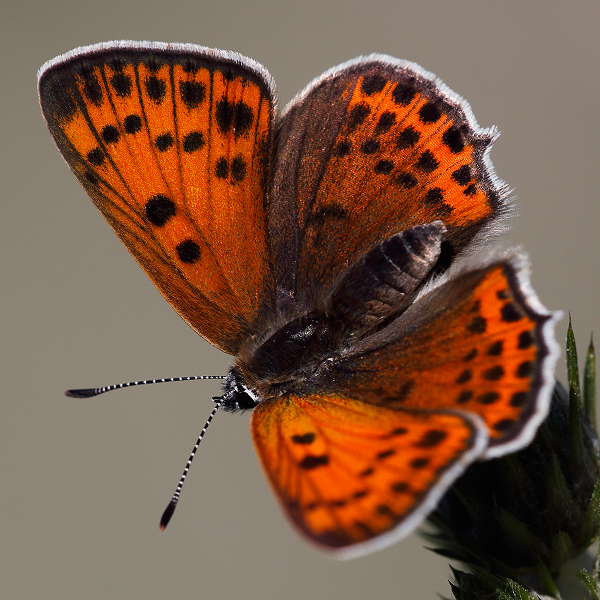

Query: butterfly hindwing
[250,393,486,557]
[271,56,509,308]
[323,252,559,457]
[38,42,277,354]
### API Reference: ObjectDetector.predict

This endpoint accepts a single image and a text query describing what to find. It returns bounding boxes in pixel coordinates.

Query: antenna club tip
[65,388,98,398]
[160,500,177,530]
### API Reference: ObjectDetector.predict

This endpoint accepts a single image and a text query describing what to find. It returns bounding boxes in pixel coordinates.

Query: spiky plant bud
[426,319,599,597]
[448,566,555,600]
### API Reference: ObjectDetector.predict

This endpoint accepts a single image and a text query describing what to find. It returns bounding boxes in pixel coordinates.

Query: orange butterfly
[38,41,560,558]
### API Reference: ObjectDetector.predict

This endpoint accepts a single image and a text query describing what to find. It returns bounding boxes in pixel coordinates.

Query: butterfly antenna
[160,397,222,530]
[65,375,226,398]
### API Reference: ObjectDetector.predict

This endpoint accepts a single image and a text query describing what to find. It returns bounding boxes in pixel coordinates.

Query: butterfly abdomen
[329,221,446,335]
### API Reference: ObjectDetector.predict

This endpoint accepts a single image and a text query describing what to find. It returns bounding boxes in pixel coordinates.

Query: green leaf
[584,335,597,432]
[536,557,562,599]
[494,508,539,556]
[449,568,540,600]
[498,578,540,600]
[578,568,600,600]
[548,531,574,572]
[567,317,586,476]
[567,314,581,402]
[578,518,600,600]
[582,477,600,541]
[545,452,577,519]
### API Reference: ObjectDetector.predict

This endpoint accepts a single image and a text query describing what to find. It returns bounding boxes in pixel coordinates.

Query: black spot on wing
[215,158,228,179]
[517,361,532,378]
[110,72,132,97]
[231,156,247,182]
[361,139,380,154]
[396,126,420,149]
[478,392,500,404]
[467,316,487,334]
[415,429,448,448]
[86,148,105,166]
[155,132,174,152]
[374,160,393,174]
[374,111,396,135]
[307,204,349,227]
[145,194,176,227]
[347,103,370,130]
[418,102,442,124]
[179,80,206,108]
[101,125,119,144]
[176,240,201,264]
[291,433,315,445]
[415,150,439,173]
[334,140,351,157]
[124,114,142,134]
[510,391,528,407]
[487,341,503,356]
[182,131,205,152]
[483,366,505,381]
[396,172,418,189]
[456,370,472,384]
[456,390,473,404]
[494,419,515,432]
[145,76,166,102]
[464,349,478,362]
[518,330,533,349]
[501,303,522,323]
[361,74,387,95]
[299,455,329,470]
[452,165,471,185]
[442,126,465,153]
[392,81,416,105]
[80,66,102,105]
[377,449,395,460]
[216,99,254,137]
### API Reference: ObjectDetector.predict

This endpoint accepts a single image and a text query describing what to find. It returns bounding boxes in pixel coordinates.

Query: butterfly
[38,41,560,559]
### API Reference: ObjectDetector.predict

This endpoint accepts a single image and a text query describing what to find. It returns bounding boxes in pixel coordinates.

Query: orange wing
[322,252,560,457]
[270,56,509,307]
[38,42,277,354]
[250,393,486,557]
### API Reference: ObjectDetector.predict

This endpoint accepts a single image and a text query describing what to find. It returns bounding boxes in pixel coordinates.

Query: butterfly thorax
[225,310,341,409]
[226,221,450,408]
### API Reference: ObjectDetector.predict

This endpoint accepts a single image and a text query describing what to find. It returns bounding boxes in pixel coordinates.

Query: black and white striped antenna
[65,375,227,529]
[159,396,222,530]
[65,375,226,398]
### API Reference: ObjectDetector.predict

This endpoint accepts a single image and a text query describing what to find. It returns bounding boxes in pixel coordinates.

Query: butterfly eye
[220,370,262,412]
[220,387,261,413]
[234,390,262,411]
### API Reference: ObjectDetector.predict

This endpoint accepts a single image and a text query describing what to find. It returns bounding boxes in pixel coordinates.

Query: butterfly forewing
[39,43,277,354]
[271,57,508,307]
[250,393,485,557]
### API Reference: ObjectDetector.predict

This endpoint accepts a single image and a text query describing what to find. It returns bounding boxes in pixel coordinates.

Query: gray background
[2,1,599,598]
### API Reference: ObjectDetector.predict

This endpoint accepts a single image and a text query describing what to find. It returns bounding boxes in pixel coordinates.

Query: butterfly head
[219,369,262,413]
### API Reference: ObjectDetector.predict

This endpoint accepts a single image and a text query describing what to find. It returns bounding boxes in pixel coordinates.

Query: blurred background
[2,1,599,598]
